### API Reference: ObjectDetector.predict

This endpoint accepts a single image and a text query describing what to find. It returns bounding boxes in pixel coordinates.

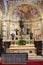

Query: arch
[6,2,43,20]
[0,10,3,20]
[0,4,4,20]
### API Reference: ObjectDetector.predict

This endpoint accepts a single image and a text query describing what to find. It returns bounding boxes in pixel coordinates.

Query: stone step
[28,56,43,60]
[0,56,43,61]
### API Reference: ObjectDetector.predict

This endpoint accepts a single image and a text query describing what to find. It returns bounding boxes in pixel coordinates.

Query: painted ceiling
[0,0,43,20]
[10,4,41,20]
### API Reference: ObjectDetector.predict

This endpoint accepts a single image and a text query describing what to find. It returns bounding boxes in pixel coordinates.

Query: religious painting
[10,4,41,20]
[37,0,43,11]
[32,22,42,41]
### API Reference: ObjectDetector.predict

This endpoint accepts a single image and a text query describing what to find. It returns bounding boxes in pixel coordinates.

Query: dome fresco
[10,4,41,21]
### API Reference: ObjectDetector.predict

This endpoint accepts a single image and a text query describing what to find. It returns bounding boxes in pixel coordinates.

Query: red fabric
[26,61,43,65]
[0,60,43,65]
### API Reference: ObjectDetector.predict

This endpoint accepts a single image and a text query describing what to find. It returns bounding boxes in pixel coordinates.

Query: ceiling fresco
[7,0,43,12]
[0,0,43,20]
[10,4,41,20]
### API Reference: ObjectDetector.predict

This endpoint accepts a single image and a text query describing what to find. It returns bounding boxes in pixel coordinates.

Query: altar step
[6,44,36,59]
[42,48,43,55]
[0,56,43,62]
[28,56,43,60]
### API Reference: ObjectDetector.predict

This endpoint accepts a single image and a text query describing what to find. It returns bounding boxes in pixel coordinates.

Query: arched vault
[6,2,43,21]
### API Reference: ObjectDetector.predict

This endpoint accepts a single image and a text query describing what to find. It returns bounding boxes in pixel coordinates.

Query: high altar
[0,0,43,59]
